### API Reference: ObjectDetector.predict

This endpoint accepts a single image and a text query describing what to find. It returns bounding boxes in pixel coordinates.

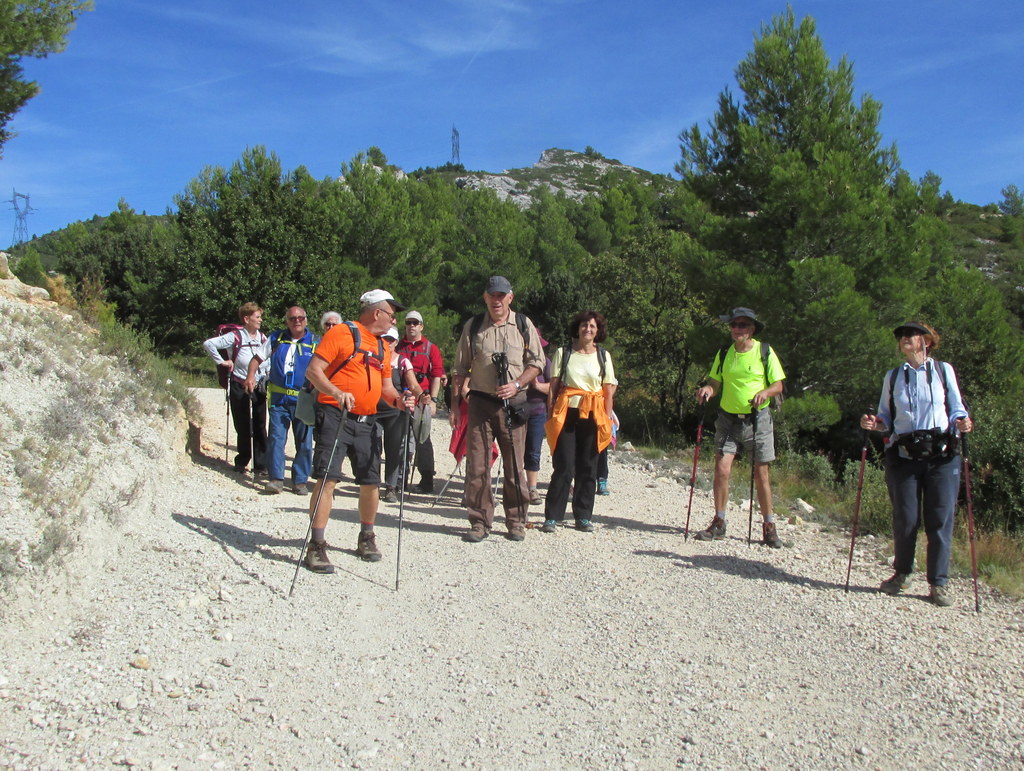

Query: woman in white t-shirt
[542,311,617,532]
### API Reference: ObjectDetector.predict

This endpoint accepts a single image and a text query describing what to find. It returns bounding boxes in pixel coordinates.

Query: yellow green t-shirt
[708,341,785,415]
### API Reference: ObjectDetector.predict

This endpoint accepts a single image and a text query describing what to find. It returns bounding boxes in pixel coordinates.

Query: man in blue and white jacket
[251,306,318,494]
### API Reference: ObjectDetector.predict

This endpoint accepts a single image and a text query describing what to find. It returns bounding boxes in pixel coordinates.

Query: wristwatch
[513,381,521,392]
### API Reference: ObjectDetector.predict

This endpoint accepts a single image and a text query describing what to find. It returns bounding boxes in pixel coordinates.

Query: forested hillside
[8,10,1024,530]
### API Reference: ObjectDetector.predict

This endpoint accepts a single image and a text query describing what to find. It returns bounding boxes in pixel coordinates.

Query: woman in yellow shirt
[542,311,618,532]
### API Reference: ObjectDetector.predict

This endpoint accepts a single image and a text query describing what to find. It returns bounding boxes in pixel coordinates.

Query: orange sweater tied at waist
[545,387,612,455]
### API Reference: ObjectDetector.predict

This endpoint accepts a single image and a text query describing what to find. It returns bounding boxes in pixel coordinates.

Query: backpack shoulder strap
[932,358,951,419]
[558,345,572,382]
[888,366,900,430]
[597,345,607,381]
[760,341,771,388]
[469,313,485,358]
[515,312,529,346]
[716,343,731,378]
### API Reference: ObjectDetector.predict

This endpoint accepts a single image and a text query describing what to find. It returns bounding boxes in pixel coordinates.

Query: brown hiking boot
[762,522,782,548]
[693,516,726,541]
[304,540,334,574]
[464,523,489,543]
[506,525,526,542]
[356,530,382,562]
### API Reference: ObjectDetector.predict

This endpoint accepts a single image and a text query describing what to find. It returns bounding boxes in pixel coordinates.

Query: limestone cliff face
[454,148,658,209]
[0,264,185,620]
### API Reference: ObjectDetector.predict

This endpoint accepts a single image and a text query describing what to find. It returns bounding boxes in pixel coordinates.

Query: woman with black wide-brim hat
[860,322,972,607]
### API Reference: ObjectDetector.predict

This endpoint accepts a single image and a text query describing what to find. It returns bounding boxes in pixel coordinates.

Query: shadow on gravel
[633,549,877,594]
[189,447,268,490]
[595,514,682,535]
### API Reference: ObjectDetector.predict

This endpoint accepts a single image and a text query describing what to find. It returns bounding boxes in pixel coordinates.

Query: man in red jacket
[396,310,446,493]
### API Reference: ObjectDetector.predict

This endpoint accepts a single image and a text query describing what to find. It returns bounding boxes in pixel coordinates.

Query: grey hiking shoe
[540,519,557,533]
[304,540,334,574]
[879,572,911,595]
[292,481,312,495]
[356,530,382,562]
[930,584,953,607]
[266,479,284,494]
[762,522,782,549]
[381,486,398,503]
[529,487,543,506]
[693,516,726,541]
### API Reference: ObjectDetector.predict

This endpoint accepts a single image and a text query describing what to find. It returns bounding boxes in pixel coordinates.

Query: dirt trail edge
[2,388,1022,769]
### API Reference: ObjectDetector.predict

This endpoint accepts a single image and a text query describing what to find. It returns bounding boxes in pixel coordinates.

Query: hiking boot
[597,478,610,496]
[356,530,382,562]
[415,478,435,494]
[575,519,594,533]
[304,540,334,574]
[266,479,284,494]
[506,525,526,541]
[879,572,911,596]
[292,481,312,495]
[540,519,557,533]
[762,522,782,549]
[464,523,489,543]
[381,486,398,503]
[693,516,726,541]
[930,584,953,607]
[529,487,543,506]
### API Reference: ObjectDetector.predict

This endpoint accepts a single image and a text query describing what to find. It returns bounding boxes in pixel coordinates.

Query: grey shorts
[714,409,776,463]
[312,404,380,485]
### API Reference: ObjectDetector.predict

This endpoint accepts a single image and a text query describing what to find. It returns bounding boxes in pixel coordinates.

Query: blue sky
[3,0,1023,242]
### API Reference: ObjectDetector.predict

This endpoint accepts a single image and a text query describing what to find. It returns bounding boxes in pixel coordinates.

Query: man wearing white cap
[302,289,416,573]
[396,309,445,493]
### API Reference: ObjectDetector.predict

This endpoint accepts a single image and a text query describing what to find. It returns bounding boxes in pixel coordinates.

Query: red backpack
[214,323,244,389]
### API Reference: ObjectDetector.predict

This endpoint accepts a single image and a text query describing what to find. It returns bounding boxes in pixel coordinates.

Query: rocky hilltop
[454,148,667,208]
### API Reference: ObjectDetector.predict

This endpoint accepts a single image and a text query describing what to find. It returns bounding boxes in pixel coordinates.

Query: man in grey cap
[451,276,544,542]
[694,307,786,547]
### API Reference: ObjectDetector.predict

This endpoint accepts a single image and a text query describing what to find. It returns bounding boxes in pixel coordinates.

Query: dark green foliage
[11,246,46,287]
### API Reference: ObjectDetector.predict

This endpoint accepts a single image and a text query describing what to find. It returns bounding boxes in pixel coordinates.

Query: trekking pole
[289,405,347,599]
[492,352,529,529]
[960,433,982,613]
[224,386,231,464]
[845,409,873,593]
[683,396,709,540]
[396,399,414,592]
[747,403,758,547]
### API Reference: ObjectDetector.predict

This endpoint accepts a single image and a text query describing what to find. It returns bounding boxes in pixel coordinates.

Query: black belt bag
[895,429,958,461]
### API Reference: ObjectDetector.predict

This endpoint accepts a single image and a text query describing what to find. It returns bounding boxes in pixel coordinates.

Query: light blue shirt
[876,359,968,442]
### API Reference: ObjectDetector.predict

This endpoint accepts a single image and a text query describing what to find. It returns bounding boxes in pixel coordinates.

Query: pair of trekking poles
[683,399,761,547]
[844,413,981,612]
[288,402,416,598]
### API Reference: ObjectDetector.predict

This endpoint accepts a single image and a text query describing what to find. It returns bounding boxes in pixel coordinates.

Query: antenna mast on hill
[451,126,460,166]
[8,190,33,246]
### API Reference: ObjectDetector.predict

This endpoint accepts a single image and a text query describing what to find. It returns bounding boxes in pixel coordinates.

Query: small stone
[794,498,814,515]
[198,676,219,691]
[130,655,151,670]
[117,694,139,711]
[856,746,871,756]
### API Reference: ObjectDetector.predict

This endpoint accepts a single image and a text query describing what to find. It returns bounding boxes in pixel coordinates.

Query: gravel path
[2,387,1022,770]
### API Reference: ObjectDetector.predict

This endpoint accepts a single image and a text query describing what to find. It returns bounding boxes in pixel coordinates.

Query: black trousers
[229,380,267,471]
[544,408,599,522]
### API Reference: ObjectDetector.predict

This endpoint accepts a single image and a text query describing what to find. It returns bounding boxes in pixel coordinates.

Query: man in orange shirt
[303,290,415,573]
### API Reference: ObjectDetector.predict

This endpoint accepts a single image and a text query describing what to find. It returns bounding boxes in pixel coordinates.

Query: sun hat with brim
[719,307,764,335]
[382,326,399,342]
[893,322,932,339]
[359,289,406,312]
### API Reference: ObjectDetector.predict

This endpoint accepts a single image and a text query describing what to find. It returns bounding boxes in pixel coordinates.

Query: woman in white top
[542,311,617,532]
[202,302,271,473]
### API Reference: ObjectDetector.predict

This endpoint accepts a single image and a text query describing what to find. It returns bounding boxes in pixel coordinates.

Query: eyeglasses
[405,320,421,326]
[287,315,306,322]
[378,308,396,322]
[729,321,752,329]
[323,322,337,329]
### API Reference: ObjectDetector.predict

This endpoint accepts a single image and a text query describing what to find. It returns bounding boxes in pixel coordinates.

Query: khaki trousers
[464,395,529,530]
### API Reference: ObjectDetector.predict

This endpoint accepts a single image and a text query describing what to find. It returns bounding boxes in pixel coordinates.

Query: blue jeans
[524,410,546,472]
[884,450,960,586]
[267,401,312,484]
